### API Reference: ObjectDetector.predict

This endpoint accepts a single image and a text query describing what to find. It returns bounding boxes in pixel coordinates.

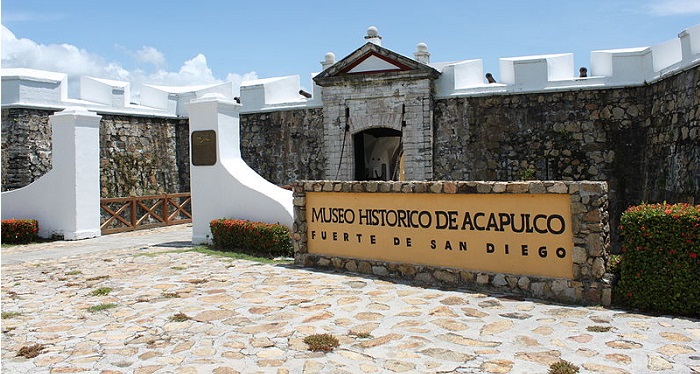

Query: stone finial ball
[416,42,428,52]
[367,26,379,37]
[325,52,336,63]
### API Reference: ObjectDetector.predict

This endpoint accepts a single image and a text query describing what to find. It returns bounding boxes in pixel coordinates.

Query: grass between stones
[134,246,293,264]
[1,311,22,319]
[586,325,612,333]
[16,343,45,358]
[549,360,580,374]
[303,334,340,352]
[168,312,191,322]
[87,303,118,313]
[89,287,113,296]
[85,275,110,282]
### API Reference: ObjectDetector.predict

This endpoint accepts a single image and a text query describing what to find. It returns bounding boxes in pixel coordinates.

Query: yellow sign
[306,192,574,279]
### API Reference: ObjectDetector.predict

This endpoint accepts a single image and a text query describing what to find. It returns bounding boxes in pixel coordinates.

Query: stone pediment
[314,42,440,86]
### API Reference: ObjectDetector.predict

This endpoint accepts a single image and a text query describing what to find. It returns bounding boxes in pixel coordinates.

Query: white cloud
[226,71,259,94]
[2,25,106,77]
[1,25,257,99]
[133,46,166,69]
[646,0,700,15]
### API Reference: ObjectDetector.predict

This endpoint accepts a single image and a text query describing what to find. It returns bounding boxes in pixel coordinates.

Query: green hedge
[616,203,699,316]
[2,219,39,244]
[210,219,293,258]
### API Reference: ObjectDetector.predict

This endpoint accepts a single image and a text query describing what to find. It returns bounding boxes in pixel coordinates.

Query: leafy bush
[607,254,622,276]
[210,219,293,258]
[2,219,39,244]
[616,203,699,316]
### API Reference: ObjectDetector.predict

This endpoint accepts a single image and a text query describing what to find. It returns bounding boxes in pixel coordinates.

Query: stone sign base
[292,180,612,306]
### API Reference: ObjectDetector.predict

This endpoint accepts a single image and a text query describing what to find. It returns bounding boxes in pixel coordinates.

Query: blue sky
[2,0,699,96]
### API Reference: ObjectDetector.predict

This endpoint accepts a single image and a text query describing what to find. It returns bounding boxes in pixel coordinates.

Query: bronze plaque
[191,130,217,166]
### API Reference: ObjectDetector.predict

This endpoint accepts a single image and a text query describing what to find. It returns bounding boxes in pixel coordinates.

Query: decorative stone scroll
[292,180,612,306]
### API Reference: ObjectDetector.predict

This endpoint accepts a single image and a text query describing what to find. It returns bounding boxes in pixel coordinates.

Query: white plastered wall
[186,94,293,245]
[1,107,101,240]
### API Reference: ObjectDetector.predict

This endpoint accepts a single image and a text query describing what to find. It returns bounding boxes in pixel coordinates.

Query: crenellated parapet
[231,23,698,106]
[1,68,234,117]
[2,24,698,116]
[436,23,700,97]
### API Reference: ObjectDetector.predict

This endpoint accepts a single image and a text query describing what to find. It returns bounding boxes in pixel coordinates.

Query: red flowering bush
[616,203,699,316]
[209,219,293,258]
[2,219,39,244]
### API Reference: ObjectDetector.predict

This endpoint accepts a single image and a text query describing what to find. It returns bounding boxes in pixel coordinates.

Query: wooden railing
[100,193,192,235]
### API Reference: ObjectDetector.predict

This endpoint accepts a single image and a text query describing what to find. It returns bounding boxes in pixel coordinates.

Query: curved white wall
[1,107,101,240]
[185,94,293,245]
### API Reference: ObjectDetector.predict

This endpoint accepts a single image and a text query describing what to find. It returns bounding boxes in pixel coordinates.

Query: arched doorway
[353,128,403,181]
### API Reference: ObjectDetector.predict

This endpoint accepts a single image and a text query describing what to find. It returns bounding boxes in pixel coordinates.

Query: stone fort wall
[2,65,698,229]
[241,65,699,230]
[1,109,190,197]
[432,65,699,241]
[239,108,326,186]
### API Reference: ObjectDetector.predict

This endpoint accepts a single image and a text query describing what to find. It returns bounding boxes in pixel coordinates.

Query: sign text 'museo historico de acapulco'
[306,192,575,279]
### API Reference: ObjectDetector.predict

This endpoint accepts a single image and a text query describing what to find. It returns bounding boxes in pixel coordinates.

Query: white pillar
[186,94,293,245]
[1,107,102,240]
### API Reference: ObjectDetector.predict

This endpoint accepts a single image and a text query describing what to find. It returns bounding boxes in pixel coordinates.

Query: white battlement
[590,47,654,86]
[141,82,234,117]
[500,53,574,90]
[1,68,68,106]
[434,59,507,96]
[80,76,131,108]
[239,75,321,113]
[652,37,683,73]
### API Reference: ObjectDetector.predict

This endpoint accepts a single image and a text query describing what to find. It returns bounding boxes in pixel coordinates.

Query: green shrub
[1,219,39,244]
[210,219,293,258]
[616,203,699,316]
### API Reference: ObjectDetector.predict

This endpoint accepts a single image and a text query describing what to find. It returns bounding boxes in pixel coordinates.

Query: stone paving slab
[1,225,192,266]
[2,227,700,373]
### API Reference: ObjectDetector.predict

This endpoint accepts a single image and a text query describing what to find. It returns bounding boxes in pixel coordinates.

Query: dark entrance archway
[353,128,403,181]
